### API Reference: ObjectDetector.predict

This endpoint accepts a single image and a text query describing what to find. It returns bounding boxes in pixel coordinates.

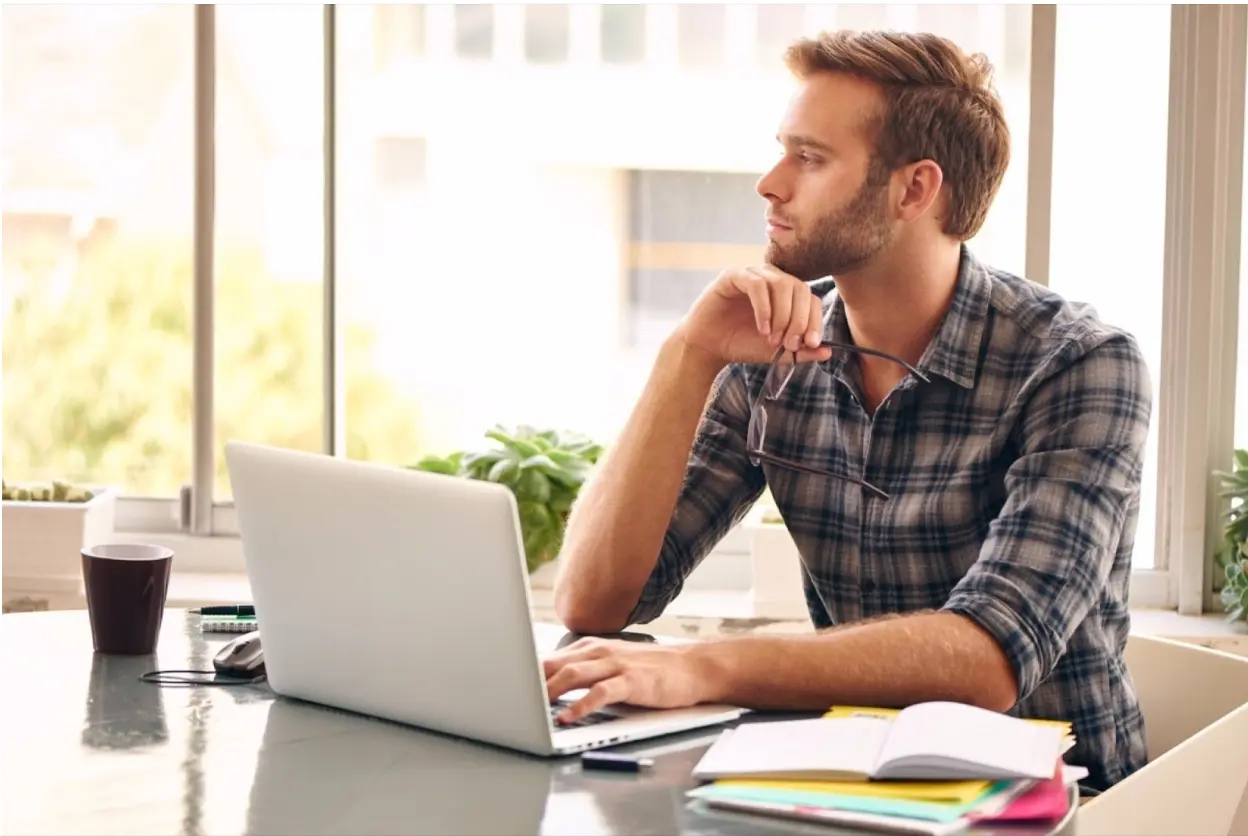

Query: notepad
[692,701,1065,783]
[200,616,258,634]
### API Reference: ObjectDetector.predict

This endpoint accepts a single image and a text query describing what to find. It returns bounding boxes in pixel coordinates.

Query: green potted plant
[1212,451,1248,625]
[410,425,603,574]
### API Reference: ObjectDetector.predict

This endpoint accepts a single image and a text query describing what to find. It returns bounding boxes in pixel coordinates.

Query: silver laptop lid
[224,440,556,754]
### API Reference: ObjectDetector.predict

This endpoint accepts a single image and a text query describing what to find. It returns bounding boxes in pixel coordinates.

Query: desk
[3,609,1078,835]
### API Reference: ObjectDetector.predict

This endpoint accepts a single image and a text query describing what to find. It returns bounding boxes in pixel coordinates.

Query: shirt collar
[817,245,992,390]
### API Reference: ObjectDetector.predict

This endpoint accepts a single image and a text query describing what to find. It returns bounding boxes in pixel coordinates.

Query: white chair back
[1078,634,1248,836]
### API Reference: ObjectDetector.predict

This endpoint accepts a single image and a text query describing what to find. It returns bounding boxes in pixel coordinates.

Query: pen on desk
[581,752,654,773]
[194,605,255,617]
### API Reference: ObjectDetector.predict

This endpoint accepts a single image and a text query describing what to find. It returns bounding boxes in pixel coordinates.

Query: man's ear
[895,159,944,223]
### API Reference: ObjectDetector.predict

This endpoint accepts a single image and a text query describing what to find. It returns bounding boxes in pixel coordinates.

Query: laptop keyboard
[549,702,618,728]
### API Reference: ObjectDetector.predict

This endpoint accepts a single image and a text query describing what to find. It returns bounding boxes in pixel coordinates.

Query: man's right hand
[675,265,834,368]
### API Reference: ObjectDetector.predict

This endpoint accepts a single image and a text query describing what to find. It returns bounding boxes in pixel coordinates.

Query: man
[548,30,1151,793]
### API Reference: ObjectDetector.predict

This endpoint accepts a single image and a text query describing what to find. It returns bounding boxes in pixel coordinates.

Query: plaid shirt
[629,246,1152,791]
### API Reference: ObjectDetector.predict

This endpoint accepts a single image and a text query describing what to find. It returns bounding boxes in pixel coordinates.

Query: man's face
[757,72,896,282]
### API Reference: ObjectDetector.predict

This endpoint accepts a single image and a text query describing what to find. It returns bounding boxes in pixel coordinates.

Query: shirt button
[861,579,876,593]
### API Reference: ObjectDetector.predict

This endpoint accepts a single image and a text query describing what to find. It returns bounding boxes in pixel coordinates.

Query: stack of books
[686,702,1083,835]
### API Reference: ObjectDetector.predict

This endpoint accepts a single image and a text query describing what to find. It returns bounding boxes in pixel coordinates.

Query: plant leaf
[518,468,552,504]
[549,488,576,514]
[518,500,553,531]
[411,455,460,475]
[518,453,562,473]
[486,428,541,459]
[488,458,517,484]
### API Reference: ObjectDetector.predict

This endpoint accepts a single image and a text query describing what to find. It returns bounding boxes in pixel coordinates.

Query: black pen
[581,752,654,773]
[194,605,255,617]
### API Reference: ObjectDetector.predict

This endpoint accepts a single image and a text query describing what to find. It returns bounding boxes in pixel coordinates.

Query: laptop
[224,440,745,756]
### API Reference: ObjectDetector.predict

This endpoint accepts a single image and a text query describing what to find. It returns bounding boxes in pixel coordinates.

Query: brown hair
[784,30,1010,240]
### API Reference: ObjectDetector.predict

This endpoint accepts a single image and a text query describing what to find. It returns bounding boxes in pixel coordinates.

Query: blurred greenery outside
[2,234,427,499]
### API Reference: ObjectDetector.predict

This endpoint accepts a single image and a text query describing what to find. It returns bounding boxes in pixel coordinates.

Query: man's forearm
[689,611,1019,713]
[554,335,725,633]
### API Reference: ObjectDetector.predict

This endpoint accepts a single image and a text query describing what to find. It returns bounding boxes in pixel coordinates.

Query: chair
[1078,634,1248,836]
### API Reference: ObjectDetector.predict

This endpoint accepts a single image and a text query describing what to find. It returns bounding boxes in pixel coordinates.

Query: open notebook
[692,701,1067,783]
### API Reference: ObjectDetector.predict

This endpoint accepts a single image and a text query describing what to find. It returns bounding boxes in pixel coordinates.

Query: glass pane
[1048,5,1171,569]
[336,5,1032,470]
[2,6,193,497]
[213,5,324,499]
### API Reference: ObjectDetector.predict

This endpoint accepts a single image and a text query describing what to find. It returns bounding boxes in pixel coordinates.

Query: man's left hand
[542,637,714,724]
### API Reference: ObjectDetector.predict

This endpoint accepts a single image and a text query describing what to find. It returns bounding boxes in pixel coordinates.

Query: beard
[765,163,894,283]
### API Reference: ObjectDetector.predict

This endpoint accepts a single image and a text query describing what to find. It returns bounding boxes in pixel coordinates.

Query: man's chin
[765,254,822,283]
[764,245,808,281]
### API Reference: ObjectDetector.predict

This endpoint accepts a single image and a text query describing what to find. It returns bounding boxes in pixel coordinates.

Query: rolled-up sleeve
[627,364,767,624]
[942,331,1152,702]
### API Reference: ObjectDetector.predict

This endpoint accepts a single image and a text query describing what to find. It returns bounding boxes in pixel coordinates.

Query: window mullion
[1024,4,1055,288]
[323,3,345,458]
[190,3,216,535]
[1158,4,1247,614]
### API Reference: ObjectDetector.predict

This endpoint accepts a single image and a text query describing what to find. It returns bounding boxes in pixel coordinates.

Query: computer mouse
[213,631,265,678]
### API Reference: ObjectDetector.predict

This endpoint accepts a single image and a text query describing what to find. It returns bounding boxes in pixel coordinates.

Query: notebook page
[873,702,1063,780]
[691,717,890,780]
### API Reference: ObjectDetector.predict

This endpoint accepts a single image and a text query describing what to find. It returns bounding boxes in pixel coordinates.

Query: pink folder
[970,766,1070,823]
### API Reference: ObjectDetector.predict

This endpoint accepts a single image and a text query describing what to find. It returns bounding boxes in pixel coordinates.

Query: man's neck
[832,239,963,367]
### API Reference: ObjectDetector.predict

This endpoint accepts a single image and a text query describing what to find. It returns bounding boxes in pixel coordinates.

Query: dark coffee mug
[81,543,174,654]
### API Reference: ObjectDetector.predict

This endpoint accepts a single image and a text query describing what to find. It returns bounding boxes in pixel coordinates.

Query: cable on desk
[139,669,264,687]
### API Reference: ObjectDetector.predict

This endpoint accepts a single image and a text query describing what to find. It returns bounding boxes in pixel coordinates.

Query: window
[2,5,194,497]
[21,5,1221,614]
[212,5,325,499]
[1047,4,1171,570]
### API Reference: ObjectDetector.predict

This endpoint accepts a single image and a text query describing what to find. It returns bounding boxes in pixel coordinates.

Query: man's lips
[766,217,792,236]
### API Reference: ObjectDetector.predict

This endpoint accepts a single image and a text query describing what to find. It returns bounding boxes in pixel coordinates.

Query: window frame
[107,4,1248,615]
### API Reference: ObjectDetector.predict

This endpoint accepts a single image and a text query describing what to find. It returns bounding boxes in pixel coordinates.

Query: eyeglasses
[747,340,931,500]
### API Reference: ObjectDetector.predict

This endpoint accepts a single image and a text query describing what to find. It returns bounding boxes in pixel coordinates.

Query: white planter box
[3,485,118,590]
[745,518,809,619]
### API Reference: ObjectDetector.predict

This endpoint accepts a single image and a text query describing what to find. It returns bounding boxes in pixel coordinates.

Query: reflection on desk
[2,608,1077,836]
